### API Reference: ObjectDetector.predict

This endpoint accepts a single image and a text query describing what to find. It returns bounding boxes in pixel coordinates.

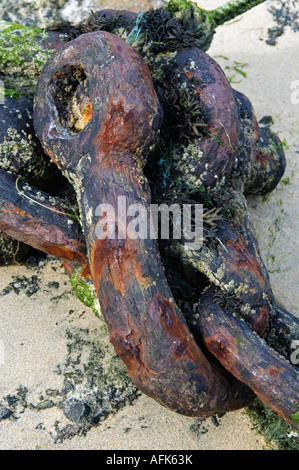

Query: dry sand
[1,0,299,450]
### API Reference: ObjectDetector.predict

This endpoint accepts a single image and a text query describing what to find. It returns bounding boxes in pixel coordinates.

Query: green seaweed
[3,88,22,99]
[167,0,266,27]
[0,20,58,96]
[70,267,101,317]
[246,400,299,450]
[216,56,248,83]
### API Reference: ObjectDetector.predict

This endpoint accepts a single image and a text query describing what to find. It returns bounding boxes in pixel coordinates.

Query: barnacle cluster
[0,235,28,265]
[78,10,131,35]
[0,98,53,185]
[147,171,224,249]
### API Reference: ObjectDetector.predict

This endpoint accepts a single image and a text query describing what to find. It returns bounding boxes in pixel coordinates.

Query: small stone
[259,115,274,127]
[265,37,277,46]
[0,287,11,296]
[25,285,39,297]
[35,400,54,411]
[0,406,13,420]
[45,388,60,396]
[63,399,91,423]
[5,395,18,406]
[47,281,60,289]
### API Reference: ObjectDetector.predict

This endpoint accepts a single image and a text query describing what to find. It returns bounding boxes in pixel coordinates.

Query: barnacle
[140,8,181,47]
[48,20,82,40]
[139,8,193,52]
[149,175,223,247]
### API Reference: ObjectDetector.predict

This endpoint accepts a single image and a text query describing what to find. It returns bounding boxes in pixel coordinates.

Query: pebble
[63,399,91,423]
[0,406,13,421]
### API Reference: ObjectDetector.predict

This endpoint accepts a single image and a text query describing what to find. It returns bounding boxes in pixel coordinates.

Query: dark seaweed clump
[48,10,136,40]
[139,7,214,53]
[266,0,299,45]
[153,62,207,147]
[246,400,299,450]
[157,83,206,145]
[49,7,215,52]
[212,288,243,315]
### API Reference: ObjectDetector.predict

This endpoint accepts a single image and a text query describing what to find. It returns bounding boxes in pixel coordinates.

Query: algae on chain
[0,21,51,75]
[0,20,60,97]
[3,88,22,99]
[167,0,213,21]
[167,0,266,27]
[210,0,266,26]
[126,5,215,54]
[1,75,37,100]
[69,267,101,318]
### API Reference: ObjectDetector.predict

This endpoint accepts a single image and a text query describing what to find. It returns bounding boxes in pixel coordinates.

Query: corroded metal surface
[198,287,299,428]
[0,168,89,277]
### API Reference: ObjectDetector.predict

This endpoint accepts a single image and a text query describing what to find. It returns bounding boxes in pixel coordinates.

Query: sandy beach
[0,0,298,450]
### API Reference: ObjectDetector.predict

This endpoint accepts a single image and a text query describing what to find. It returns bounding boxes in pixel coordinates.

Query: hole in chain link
[49,65,92,134]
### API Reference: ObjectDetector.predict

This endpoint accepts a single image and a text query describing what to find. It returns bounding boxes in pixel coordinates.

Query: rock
[0,406,13,420]
[0,0,67,28]
[63,399,91,423]
[4,395,18,406]
[35,400,55,411]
